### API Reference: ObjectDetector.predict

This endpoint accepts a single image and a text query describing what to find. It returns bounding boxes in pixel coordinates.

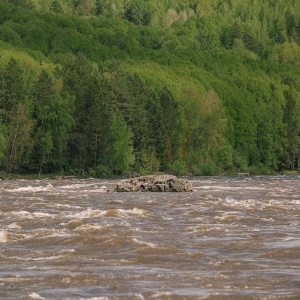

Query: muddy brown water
[0,176,299,299]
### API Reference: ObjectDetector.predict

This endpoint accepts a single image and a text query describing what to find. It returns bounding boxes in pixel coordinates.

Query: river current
[0,175,299,299]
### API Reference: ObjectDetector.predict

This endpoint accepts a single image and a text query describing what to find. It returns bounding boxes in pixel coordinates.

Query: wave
[73,223,109,234]
[0,183,110,194]
[0,230,10,243]
[67,208,148,219]
[197,185,267,191]
[29,293,45,300]
[132,238,157,248]
[7,222,22,229]
[7,210,56,219]
[2,184,58,193]
[57,183,109,193]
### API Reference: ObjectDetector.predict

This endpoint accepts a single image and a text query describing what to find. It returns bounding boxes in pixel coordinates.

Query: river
[0,175,299,299]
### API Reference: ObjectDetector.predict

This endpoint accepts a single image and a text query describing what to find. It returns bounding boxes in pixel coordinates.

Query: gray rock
[116,175,193,192]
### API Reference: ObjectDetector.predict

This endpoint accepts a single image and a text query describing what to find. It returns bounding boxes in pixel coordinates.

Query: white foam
[3,228,71,242]
[119,208,148,217]
[29,293,45,299]
[9,210,31,217]
[67,208,106,219]
[150,292,172,298]
[6,249,75,262]
[51,203,82,209]
[0,230,9,243]
[7,222,22,229]
[73,224,106,233]
[23,254,66,261]
[199,185,266,191]
[83,186,108,193]
[197,185,225,190]
[187,225,230,233]
[58,183,96,189]
[5,184,57,193]
[290,200,300,205]
[222,197,259,207]
[57,183,109,193]
[9,210,55,219]
[133,294,145,300]
[67,207,147,219]
[133,238,157,248]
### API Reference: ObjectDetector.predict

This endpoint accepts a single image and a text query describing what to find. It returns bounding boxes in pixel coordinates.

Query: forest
[1,0,300,177]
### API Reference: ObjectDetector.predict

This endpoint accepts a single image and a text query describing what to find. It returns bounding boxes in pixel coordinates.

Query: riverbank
[1,168,299,181]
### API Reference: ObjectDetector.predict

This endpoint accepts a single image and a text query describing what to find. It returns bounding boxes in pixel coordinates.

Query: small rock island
[116,175,193,192]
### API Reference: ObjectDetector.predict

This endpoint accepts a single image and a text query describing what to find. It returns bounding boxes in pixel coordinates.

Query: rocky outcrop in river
[116,175,193,192]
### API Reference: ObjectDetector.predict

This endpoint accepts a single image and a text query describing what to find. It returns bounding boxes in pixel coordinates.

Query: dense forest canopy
[1,0,300,177]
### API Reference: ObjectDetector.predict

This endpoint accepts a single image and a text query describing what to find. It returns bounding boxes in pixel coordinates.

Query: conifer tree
[2,58,26,123]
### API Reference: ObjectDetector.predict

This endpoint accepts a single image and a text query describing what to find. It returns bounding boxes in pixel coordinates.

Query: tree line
[0,1,300,176]
[0,55,229,176]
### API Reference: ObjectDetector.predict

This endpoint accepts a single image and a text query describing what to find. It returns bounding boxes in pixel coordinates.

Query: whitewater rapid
[0,176,299,299]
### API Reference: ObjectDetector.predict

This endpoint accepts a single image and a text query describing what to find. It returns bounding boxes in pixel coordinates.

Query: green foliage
[283,85,300,169]
[5,103,34,174]
[170,159,187,176]
[125,0,151,25]
[1,1,300,176]
[0,124,7,166]
[109,112,135,172]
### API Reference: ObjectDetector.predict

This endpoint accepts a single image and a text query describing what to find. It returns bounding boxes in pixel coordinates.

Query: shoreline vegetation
[1,1,300,178]
[1,169,299,181]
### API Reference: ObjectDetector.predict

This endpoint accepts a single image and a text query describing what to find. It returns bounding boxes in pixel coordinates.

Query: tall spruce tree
[0,58,34,174]
[32,69,72,174]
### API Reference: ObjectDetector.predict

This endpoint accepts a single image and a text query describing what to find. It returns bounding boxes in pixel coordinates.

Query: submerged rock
[116,175,193,192]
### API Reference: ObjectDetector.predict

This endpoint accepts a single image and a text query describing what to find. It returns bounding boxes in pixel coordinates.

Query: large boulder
[116,175,193,192]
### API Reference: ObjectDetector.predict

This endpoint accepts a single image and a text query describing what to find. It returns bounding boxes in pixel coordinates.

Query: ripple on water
[0,176,299,299]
